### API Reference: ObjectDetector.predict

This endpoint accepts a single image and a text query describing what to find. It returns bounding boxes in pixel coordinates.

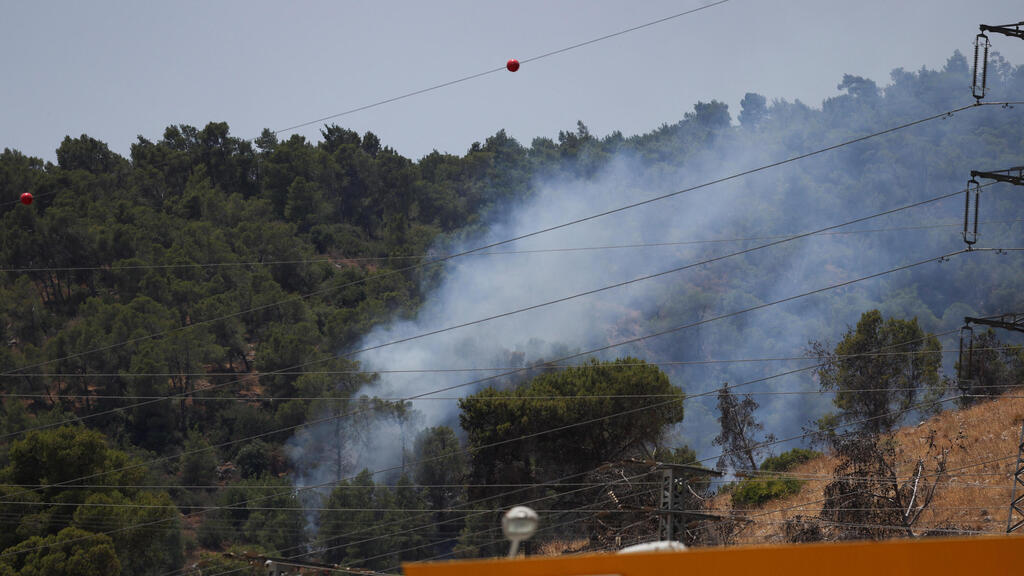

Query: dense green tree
[72,491,183,576]
[235,440,270,479]
[239,476,306,554]
[412,426,466,512]
[201,476,304,553]
[390,473,432,562]
[254,320,322,398]
[180,429,218,487]
[460,358,684,492]
[812,310,943,435]
[739,92,768,126]
[957,328,1024,405]
[457,358,683,555]
[56,135,124,175]
[411,426,466,558]
[318,469,378,565]
[0,527,120,576]
[712,384,776,472]
[0,427,180,574]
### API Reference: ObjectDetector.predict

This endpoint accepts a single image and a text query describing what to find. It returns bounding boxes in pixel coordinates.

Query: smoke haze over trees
[0,49,1023,568]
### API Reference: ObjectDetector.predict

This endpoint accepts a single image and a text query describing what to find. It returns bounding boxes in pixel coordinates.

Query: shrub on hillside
[730,448,822,507]
[760,448,821,472]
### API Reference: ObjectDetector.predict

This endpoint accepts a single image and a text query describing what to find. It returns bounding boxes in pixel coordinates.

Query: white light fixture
[502,506,539,558]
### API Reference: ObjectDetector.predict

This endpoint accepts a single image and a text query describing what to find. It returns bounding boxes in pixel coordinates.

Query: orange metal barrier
[403,536,1024,576]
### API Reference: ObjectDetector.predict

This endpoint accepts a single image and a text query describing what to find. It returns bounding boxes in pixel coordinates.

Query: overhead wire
[0,247,989,509]
[3,7,1021,567]
[16,264,1024,573]
[1,468,1016,493]
[181,365,994,572]
[270,1,732,136]
[0,352,940,565]
[0,183,988,441]
[16,340,1009,571]
[3,214,1021,275]
[3,101,1013,381]
[10,375,1020,404]
[6,344,1016,399]
[4,334,1008,381]
[2,0,735,211]
[230,395,1013,575]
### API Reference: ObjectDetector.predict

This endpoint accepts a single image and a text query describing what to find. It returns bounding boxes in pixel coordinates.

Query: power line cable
[0,247,983,507]
[5,216,1021,275]
[180,379,988,573]
[270,1,732,135]
[274,396,1010,572]
[4,101,1012,380]
[3,334,997,381]
[3,467,1017,492]
[9,342,1010,393]
[2,0,734,212]
[14,374,1019,404]
[9,251,1007,569]
[32,361,993,573]
[0,185,982,440]
[0,252,1007,562]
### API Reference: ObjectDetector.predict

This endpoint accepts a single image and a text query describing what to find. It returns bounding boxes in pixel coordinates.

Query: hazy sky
[3,0,1023,162]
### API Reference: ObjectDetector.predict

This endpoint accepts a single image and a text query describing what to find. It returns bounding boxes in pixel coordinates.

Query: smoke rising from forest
[286,52,1024,490]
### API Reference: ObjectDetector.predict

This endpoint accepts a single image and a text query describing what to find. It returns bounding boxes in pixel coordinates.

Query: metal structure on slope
[1009,422,1024,533]
[961,168,1023,249]
[973,21,1024,101]
[957,313,1024,385]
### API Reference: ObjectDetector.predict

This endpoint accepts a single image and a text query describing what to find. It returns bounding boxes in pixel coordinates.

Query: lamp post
[502,506,539,558]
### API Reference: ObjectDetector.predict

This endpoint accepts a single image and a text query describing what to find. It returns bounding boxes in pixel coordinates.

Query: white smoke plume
[288,59,1024,492]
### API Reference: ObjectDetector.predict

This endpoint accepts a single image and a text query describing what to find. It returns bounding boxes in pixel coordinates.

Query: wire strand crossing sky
[3,1,1023,162]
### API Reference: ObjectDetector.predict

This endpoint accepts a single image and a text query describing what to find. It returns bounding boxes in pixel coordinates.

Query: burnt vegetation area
[0,50,1023,573]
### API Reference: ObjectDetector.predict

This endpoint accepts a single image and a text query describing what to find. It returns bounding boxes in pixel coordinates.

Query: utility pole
[957,313,1024,389]
[1008,421,1024,533]
[656,462,722,542]
[954,314,1024,531]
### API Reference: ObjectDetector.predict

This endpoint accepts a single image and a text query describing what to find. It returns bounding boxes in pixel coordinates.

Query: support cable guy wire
[3,1,733,209]
[269,1,732,135]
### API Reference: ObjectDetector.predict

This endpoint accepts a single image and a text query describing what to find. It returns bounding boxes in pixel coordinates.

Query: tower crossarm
[980,22,1024,40]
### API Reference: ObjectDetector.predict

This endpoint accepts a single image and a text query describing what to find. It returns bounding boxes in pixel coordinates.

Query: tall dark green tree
[457,358,684,556]
[957,328,1024,405]
[0,427,181,575]
[712,384,776,472]
[0,527,120,576]
[412,426,466,557]
[811,310,943,436]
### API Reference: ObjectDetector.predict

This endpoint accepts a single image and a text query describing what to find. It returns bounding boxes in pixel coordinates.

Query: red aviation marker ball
[506,58,520,72]
[19,193,33,205]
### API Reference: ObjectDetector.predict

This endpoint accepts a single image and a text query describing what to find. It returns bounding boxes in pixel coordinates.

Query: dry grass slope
[708,389,1024,544]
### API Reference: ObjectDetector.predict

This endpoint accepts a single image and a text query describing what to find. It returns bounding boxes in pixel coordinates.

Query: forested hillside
[1,50,1023,573]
